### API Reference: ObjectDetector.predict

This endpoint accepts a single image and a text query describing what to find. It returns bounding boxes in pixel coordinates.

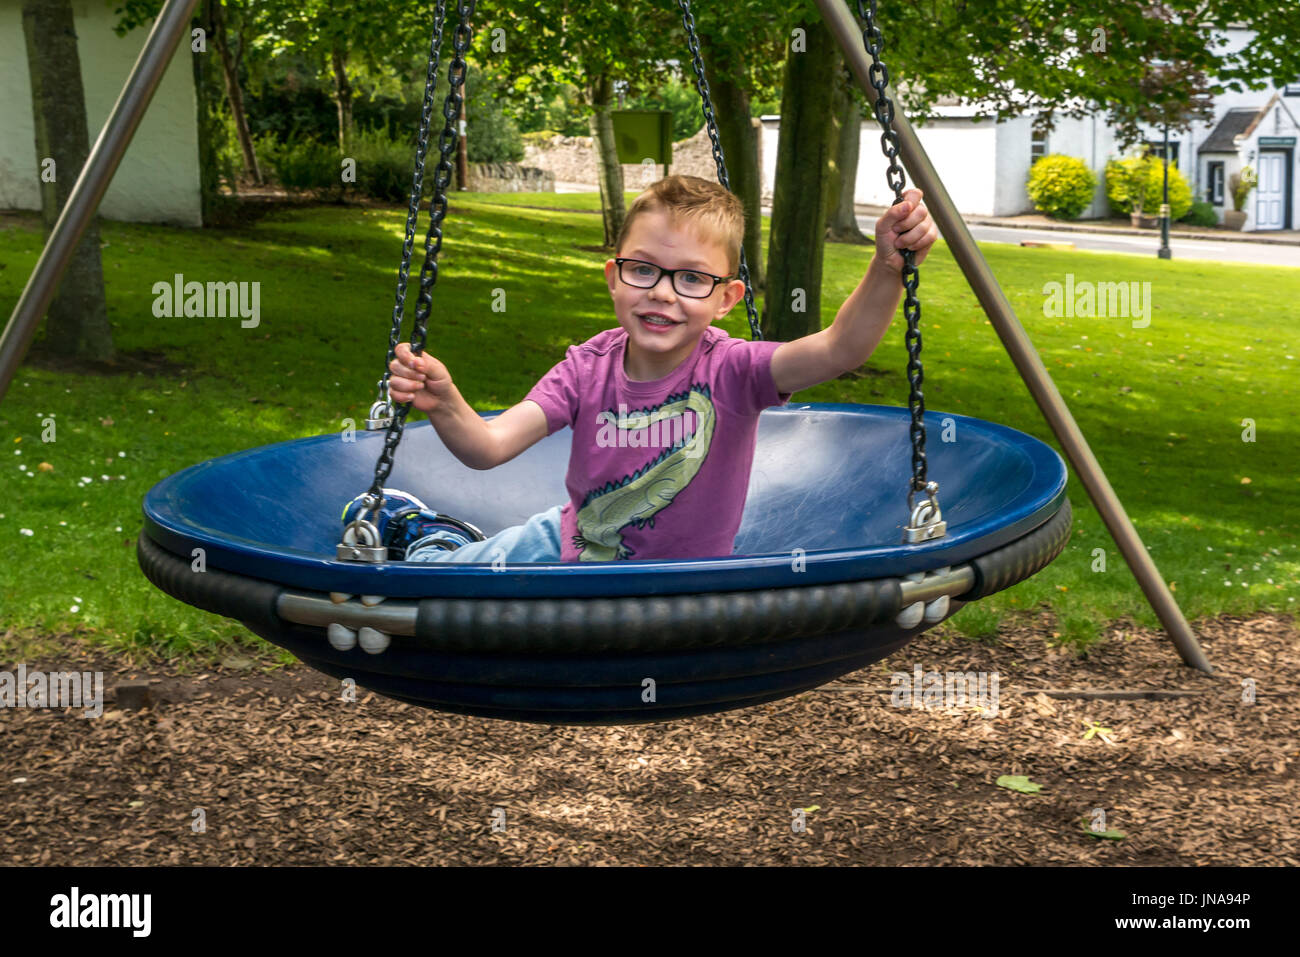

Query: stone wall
[452,161,555,192]
[446,121,767,195]
[521,121,767,195]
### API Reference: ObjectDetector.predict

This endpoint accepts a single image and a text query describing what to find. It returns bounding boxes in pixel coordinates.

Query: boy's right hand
[388,342,453,414]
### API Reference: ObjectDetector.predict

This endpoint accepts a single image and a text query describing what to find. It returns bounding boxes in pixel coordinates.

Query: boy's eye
[679,271,708,286]
[631,263,657,278]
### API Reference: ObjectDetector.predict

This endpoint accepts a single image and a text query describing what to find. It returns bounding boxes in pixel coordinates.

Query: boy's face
[605,210,746,373]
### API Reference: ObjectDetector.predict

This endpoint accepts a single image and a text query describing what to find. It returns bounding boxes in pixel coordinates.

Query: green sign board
[1258,136,1296,147]
[611,110,674,166]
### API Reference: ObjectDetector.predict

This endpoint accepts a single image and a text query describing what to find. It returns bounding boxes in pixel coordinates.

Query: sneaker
[341,489,429,559]
[401,511,487,559]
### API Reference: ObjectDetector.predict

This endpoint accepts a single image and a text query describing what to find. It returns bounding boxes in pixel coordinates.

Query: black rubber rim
[137,500,1071,655]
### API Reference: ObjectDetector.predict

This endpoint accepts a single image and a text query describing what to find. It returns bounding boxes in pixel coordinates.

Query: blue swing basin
[140,403,1068,600]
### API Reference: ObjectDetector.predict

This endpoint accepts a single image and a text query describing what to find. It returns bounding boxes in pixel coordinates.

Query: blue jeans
[405,505,564,564]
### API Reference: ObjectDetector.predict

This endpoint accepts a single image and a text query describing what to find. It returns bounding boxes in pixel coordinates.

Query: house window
[1146,140,1181,166]
[1206,161,1225,205]
[1030,127,1048,165]
[1285,78,1300,96]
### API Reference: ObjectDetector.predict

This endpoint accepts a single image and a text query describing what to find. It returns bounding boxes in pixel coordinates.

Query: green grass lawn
[0,191,1296,666]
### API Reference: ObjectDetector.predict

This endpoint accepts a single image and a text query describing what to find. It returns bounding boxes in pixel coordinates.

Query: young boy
[380,174,936,563]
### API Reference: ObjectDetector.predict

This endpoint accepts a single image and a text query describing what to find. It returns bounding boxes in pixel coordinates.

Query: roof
[1198,106,1262,153]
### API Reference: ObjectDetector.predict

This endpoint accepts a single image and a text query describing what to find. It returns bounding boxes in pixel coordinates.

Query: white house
[0,0,202,227]
[760,25,1299,231]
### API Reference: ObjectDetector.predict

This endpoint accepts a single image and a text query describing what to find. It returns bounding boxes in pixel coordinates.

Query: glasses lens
[622,261,660,287]
[673,270,713,298]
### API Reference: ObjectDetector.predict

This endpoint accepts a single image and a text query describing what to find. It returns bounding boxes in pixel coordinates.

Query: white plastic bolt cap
[895,601,925,629]
[358,626,391,655]
[327,622,358,651]
[923,595,950,623]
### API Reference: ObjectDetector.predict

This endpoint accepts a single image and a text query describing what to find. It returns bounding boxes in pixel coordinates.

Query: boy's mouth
[638,312,683,327]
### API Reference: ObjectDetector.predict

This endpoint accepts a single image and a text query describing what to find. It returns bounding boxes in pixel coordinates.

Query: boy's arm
[485,399,550,467]
[424,381,503,470]
[428,392,548,471]
[427,392,549,471]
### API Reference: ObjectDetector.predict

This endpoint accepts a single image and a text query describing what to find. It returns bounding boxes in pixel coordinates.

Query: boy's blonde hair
[614,174,745,277]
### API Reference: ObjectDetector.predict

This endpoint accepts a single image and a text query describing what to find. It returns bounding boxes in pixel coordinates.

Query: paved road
[851,211,1300,267]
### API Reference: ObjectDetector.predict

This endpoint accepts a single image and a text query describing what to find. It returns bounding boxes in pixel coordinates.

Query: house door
[1255,152,1287,229]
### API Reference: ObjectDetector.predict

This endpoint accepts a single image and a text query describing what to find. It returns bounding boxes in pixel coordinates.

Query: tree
[857,0,1300,150]
[257,0,433,152]
[1100,4,1217,172]
[210,0,263,182]
[762,16,843,343]
[825,62,870,245]
[693,13,787,293]
[22,0,113,361]
[114,0,265,187]
[484,1,687,246]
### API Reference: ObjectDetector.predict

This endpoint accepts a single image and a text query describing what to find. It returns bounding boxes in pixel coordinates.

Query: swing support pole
[815,0,1212,674]
[0,0,200,404]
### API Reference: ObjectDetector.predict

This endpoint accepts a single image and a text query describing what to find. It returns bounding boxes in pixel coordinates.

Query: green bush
[212,110,243,188]
[1026,154,1098,219]
[1180,199,1219,227]
[521,129,562,148]
[1105,153,1193,219]
[259,134,342,198]
[1105,152,1148,215]
[348,127,419,204]
[464,62,524,163]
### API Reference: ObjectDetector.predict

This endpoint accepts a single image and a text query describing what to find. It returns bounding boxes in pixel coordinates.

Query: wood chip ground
[1,612,1295,865]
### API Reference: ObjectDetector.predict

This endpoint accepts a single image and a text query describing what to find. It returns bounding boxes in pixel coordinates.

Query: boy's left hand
[873,188,938,272]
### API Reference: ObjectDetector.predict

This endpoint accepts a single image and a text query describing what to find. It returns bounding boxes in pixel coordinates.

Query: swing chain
[677,0,762,342]
[370,0,452,432]
[344,0,474,560]
[855,0,942,542]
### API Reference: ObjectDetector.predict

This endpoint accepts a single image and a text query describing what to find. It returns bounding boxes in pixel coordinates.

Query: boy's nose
[649,273,676,295]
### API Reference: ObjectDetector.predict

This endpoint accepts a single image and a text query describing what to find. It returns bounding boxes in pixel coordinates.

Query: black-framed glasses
[614,258,734,299]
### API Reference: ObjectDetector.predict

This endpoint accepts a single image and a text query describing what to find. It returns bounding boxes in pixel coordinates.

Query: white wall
[861,115,1003,215]
[0,0,201,226]
[761,114,1005,216]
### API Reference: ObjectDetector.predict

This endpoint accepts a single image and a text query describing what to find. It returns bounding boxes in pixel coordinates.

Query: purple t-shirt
[524,326,792,562]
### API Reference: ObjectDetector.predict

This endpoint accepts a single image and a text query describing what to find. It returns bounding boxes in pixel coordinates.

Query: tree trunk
[212,0,261,184]
[762,19,841,341]
[21,0,113,361]
[331,44,354,152]
[826,64,871,244]
[192,0,222,225]
[698,35,765,291]
[588,73,625,248]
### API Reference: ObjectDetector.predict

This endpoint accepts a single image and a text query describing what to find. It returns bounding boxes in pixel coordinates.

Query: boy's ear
[713,278,746,317]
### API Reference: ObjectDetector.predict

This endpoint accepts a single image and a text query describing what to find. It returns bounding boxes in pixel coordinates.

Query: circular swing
[137,0,1071,724]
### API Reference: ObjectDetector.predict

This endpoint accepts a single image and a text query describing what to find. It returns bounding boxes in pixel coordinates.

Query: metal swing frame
[0,0,1212,673]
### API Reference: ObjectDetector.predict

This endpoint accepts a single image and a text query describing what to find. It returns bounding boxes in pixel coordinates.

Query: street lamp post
[456,99,469,192]
[1158,123,1172,259]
